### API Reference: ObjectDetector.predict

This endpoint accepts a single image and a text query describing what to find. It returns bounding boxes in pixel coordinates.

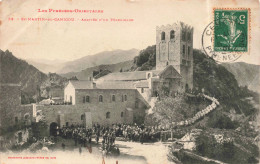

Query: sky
[0,0,259,64]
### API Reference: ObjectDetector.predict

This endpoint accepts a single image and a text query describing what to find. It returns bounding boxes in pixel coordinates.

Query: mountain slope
[60,60,134,80]
[0,50,48,96]
[221,62,260,93]
[57,49,139,74]
[0,50,68,103]
[26,59,66,74]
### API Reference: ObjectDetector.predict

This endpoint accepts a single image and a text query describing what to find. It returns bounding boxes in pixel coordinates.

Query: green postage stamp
[214,8,249,52]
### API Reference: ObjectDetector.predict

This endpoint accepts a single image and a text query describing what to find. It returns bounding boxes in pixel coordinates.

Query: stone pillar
[58,114,65,127]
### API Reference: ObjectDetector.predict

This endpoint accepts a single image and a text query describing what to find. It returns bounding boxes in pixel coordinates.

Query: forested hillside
[0,50,67,104]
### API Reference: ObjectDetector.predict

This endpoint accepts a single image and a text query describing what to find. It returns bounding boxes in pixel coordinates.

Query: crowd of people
[51,123,162,155]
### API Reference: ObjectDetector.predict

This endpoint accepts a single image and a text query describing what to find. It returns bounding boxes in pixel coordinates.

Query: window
[83,96,86,103]
[81,114,85,120]
[188,46,190,58]
[182,31,186,41]
[170,30,175,39]
[182,45,185,57]
[66,122,69,127]
[187,32,191,41]
[121,112,124,117]
[106,112,110,119]
[166,61,169,66]
[141,88,144,93]
[70,96,72,103]
[24,114,30,120]
[161,31,165,40]
[99,95,103,102]
[188,46,190,59]
[124,95,127,101]
[122,95,124,102]
[112,95,116,102]
[86,96,90,103]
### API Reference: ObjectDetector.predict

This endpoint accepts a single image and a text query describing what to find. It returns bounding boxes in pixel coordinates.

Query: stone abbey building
[0,22,193,136]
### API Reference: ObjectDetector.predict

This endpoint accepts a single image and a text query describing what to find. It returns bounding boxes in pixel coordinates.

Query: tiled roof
[158,65,182,78]
[96,71,147,81]
[151,70,163,76]
[70,80,93,89]
[95,81,136,89]
[135,81,149,88]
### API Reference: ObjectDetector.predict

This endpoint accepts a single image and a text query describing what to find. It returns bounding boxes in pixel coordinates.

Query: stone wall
[36,102,134,130]
[156,23,182,71]
[180,22,194,90]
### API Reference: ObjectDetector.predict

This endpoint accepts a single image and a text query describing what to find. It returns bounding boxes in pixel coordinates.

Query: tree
[152,97,185,127]
[134,45,156,70]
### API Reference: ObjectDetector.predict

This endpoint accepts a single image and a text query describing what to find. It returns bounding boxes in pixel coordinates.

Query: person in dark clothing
[61,143,65,151]
[79,146,82,154]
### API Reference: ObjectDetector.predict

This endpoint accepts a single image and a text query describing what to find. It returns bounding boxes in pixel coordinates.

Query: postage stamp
[214,8,249,52]
[202,8,250,63]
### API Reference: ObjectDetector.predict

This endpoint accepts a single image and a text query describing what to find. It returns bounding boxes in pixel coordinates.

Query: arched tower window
[99,95,103,102]
[182,31,186,41]
[188,46,190,59]
[170,30,175,39]
[182,45,186,57]
[124,95,127,101]
[121,112,124,117]
[106,112,110,119]
[187,32,191,41]
[166,61,169,66]
[161,31,165,41]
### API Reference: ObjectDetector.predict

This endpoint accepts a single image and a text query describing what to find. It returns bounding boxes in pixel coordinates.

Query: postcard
[0,0,259,164]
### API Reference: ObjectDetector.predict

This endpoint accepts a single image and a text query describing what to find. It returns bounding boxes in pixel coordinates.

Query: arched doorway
[81,114,86,126]
[50,122,58,136]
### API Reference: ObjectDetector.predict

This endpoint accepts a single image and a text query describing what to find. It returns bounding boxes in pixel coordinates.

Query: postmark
[202,22,242,63]
[214,8,249,52]
[202,8,251,63]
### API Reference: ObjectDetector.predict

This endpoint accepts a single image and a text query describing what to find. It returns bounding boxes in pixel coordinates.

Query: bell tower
[156,22,194,90]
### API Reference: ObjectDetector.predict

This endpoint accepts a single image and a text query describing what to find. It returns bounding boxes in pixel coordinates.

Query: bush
[207,110,239,129]
[195,132,236,162]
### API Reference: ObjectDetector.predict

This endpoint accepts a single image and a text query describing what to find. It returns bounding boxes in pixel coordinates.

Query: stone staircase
[172,94,220,127]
